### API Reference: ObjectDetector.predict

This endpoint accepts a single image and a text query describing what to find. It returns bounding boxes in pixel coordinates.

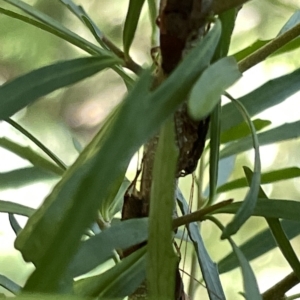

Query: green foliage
[0,0,300,299]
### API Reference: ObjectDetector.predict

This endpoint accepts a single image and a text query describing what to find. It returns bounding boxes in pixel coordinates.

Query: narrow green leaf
[123,0,145,57]
[213,8,237,60]
[0,275,21,295]
[148,119,178,299]
[2,0,108,56]
[217,167,300,194]
[9,214,22,235]
[222,95,261,238]
[220,119,271,144]
[0,200,34,217]
[177,189,225,300]
[0,138,63,176]
[0,167,58,189]
[147,0,158,46]
[188,57,241,120]
[68,218,148,278]
[13,295,91,300]
[210,217,262,300]
[59,0,107,49]
[220,121,300,159]
[74,247,146,298]
[19,22,221,293]
[6,118,66,171]
[213,199,300,221]
[221,68,300,132]
[244,168,300,282]
[218,219,300,274]
[0,56,120,120]
[233,40,269,62]
[208,103,221,205]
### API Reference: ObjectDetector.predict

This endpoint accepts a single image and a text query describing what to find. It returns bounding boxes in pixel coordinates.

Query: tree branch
[262,272,300,300]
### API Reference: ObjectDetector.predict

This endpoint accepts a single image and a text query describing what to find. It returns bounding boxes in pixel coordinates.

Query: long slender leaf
[217,167,300,194]
[0,167,58,189]
[208,102,221,205]
[209,217,262,300]
[220,119,271,144]
[0,138,63,176]
[148,119,178,299]
[58,0,107,49]
[19,22,222,293]
[0,275,21,295]
[221,68,300,132]
[0,56,120,120]
[212,199,300,221]
[123,0,145,57]
[177,189,225,300]
[2,0,108,56]
[220,121,300,159]
[68,218,148,278]
[6,118,66,171]
[74,247,146,298]
[218,220,300,274]
[222,95,261,238]
[9,214,22,235]
[0,200,34,217]
[244,168,300,282]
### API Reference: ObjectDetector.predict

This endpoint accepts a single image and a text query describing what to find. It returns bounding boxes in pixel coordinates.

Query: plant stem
[262,272,300,300]
[173,199,233,229]
[239,23,300,72]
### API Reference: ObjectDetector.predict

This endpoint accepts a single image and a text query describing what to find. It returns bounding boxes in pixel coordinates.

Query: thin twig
[262,272,300,300]
[173,199,233,229]
[102,36,143,74]
[239,23,300,72]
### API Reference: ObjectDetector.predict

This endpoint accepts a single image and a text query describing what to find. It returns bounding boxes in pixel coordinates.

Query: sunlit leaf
[123,0,145,57]
[74,247,146,298]
[177,189,225,300]
[0,56,120,120]
[217,167,300,194]
[188,57,241,120]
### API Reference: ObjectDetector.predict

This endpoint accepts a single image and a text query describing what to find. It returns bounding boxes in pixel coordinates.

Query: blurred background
[0,0,300,298]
